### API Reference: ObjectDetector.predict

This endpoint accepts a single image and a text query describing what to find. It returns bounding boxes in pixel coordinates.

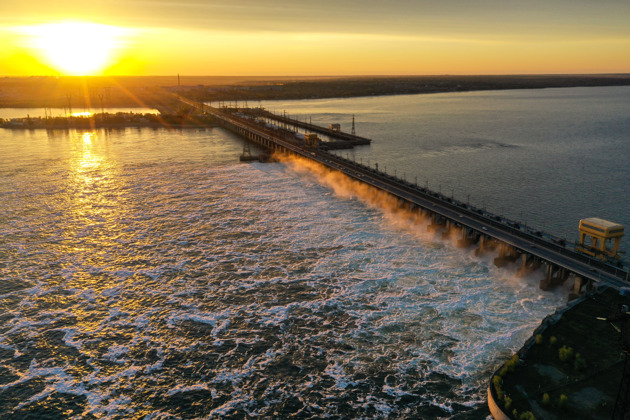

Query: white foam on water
[167,310,233,337]
[211,355,257,385]
[0,129,578,417]
[272,155,570,400]
[103,345,131,362]
[3,361,123,417]
[92,395,134,417]
[166,383,210,396]
[324,361,358,390]
[58,327,86,351]
[428,397,455,414]
[209,396,252,418]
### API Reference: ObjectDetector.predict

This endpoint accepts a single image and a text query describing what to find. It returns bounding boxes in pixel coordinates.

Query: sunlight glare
[82,132,94,145]
[73,112,94,118]
[21,22,129,75]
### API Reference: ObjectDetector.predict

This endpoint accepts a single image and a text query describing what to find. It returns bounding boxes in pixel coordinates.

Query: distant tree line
[184,75,630,103]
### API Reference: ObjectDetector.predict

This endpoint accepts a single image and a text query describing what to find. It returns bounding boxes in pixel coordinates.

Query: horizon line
[3,72,630,79]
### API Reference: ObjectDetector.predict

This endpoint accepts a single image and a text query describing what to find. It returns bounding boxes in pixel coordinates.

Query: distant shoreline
[1,74,629,108]
[194,74,630,104]
[0,112,220,130]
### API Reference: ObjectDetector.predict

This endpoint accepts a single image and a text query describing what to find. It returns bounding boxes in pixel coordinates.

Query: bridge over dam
[245,108,372,148]
[176,94,630,296]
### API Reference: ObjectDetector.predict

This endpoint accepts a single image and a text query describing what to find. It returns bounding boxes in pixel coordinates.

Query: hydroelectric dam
[176,94,629,298]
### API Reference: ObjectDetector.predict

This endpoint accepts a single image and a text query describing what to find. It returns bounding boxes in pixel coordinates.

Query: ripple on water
[0,131,568,418]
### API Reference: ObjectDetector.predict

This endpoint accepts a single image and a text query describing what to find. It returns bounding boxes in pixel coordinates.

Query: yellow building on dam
[577,217,624,261]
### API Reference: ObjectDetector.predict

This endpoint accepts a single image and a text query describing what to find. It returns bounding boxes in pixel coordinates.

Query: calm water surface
[0,87,626,418]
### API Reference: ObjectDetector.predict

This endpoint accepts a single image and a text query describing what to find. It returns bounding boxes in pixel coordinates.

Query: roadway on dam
[312,152,628,288]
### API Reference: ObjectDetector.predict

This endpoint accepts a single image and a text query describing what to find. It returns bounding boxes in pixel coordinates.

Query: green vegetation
[541,393,551,406]
[492,353,521,406]
[3,75,630,108]
[1,111,220,129]
[507,354,519,371]
[558,394,568,409]
[491,288,628,420]
[497,354,520,378]
[574,353,587,371]
[518,411,536,420]
[558,345,574,363]
[492,375,504,401]
[193,75,630,103]
[511,409,537,420]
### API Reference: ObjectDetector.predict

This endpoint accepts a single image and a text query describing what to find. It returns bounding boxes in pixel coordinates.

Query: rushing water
[0,87,626,418]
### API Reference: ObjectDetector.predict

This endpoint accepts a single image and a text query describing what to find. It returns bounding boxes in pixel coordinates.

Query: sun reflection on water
[64,130,131,287]
[82,131,93,144]
[75,132,103,176]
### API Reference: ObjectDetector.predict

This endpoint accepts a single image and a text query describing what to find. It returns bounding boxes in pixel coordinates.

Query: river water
[259,86,630,253]
[0,87,627,418]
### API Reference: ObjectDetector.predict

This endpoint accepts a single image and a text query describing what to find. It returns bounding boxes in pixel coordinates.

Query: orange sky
[1,0,629,76]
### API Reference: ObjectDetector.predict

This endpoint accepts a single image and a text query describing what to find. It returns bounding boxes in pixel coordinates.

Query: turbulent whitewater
[0,123,573,419]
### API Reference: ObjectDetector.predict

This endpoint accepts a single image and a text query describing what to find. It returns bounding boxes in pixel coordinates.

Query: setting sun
[19,21,128,76]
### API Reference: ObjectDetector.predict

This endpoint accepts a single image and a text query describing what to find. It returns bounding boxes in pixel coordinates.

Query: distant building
[304,133,319,148]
